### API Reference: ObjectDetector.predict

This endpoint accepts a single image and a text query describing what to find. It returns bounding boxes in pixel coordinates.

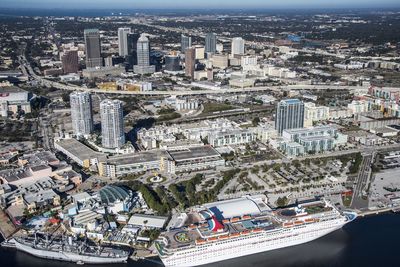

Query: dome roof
[98,185,130,205]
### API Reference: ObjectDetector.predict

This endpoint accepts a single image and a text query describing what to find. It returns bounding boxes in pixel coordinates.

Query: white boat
[155,195,357,267]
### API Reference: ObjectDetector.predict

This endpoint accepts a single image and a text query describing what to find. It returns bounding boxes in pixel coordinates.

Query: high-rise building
[134,34,155,74]
[70,91,93,137]
[126,33,140,69]
[118,28,131,57]
[275,99,305,135]
[205,33,217,54]
[84,29,102,68]
[185,47,196,80]
[62,50,79,74]
[194,45,205,60]
[231,37,245,56]
[100,99,125,149]
[181,34,192,53]
[165,55,181,72]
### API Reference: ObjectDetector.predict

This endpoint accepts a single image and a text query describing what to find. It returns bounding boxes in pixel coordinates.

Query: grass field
[203,103,234,113]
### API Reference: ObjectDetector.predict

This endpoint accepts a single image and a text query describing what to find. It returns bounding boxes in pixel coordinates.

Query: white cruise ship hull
[161,219,346,267]
[14,239,128,264]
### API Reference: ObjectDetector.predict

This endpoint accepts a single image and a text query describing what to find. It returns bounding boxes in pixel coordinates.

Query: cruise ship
[155,195,357,267]
[11,233,130,264]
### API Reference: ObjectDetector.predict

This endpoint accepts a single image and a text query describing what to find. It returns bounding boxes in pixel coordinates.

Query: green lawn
[203,103,234,113]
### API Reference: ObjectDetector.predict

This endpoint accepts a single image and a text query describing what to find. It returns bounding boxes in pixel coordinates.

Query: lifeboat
[252,228,263,233]
[305,218,315,223]
[230,217,240,223]
[242,215,252,220]
[229,233,240,238]
[241,230,251,235]
[222,219,230,224]
[294,220,304,225]
[207,237,218,242]
[196,239,206,245]
[218,235,229,240]
[283,222,294,227]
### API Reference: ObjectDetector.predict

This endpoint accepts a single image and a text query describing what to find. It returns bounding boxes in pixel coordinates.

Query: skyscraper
[100,99,125,149]
[70,91,93,137]
[185,47,196,80]
[118,27,131,57]
[62,50,79,74]
[84,29,102,68]
[134,34,155,74]
[231,37,245,56]
[205,33,217,54]
[126,33,140,69]
[165,55,181,72]
[181,34,192,53]
[275,99,305,135]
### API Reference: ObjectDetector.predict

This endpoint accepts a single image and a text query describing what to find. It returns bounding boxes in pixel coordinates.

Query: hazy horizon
[1,0,400,9]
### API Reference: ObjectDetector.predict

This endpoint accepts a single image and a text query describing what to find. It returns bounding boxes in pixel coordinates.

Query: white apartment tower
[118,27,131,57]
[70,91,93,137]
[231,37,245,57]
[100,99,125,149]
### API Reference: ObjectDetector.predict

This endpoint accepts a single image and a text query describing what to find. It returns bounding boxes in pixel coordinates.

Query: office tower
[275,99,305,135]
[211,54,229,69]
[62,50,79,74]
[194,45,205,60]
[100,99,125,149]
[126,33,140,68]
[118,27,131,57]
[70,91,93,137]
[165,55,181,72]
[134,34,155,74]
[185,47,196,80]
[205,33,217,54]
[181,34,192,53]
[84,29,102,68]
[231,37,245,56]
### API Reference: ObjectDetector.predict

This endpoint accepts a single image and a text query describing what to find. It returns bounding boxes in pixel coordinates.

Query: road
[351,153,373,210]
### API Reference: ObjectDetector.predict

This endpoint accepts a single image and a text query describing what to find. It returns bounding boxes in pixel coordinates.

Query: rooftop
[128,214,168,229]
[106,151,162,165]
[167,146,221,161]
[56,139,104,161]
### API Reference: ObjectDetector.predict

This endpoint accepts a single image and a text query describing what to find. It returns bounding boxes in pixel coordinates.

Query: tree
[252,117,261,126]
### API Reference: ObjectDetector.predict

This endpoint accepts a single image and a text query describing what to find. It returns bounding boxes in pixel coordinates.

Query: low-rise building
[0,86,32,117]
[54,138,106,168]
[162,146,225,174]
[279,125,347,157]
[208,129,256,147]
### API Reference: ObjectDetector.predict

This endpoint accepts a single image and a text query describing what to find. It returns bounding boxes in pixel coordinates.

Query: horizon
[1,0,400,10]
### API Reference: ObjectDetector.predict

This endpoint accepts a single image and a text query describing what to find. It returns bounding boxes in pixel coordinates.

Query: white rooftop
[203,195,269,219]
[128,214,168,229]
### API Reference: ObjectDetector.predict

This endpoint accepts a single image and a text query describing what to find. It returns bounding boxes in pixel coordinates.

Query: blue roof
[283,99,301,104]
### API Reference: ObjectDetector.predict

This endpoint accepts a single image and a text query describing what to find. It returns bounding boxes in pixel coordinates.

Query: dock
[357,207,395,217]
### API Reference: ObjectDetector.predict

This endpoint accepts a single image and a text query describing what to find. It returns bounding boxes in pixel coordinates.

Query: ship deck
[159,199,342,252]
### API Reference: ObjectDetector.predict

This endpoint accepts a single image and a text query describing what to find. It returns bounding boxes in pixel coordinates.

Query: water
[1,213,399,267]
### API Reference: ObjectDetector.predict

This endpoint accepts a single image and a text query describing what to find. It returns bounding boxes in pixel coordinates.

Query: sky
[1,0,400,9]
